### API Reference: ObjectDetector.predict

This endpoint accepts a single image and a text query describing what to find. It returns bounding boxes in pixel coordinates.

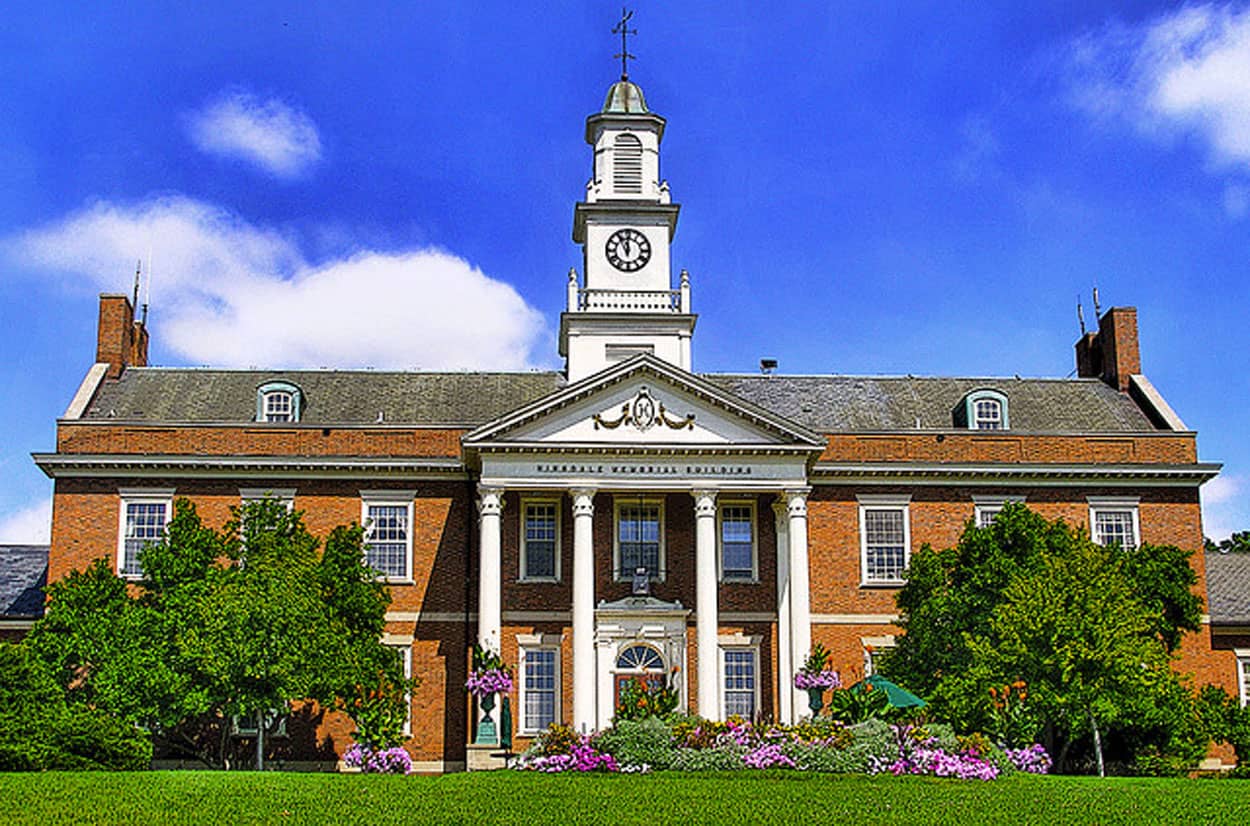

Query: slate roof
[1205,552,1250,626]
[79,367,1162,434]
[84,369,566,427]
[704,375,1158,433]
[0,545,48,620]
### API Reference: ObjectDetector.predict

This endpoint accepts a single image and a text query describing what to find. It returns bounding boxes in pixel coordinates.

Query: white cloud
[187,91,322,178]
[0,497,51,544]
[6,196,550,371]
[1202,473,1245,541]
[1067,4,1250,171]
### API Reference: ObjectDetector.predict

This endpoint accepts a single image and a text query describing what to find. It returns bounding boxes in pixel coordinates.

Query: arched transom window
[616,644,664,672]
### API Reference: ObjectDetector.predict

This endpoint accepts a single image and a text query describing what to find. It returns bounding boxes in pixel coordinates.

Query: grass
[2,771,1249,825]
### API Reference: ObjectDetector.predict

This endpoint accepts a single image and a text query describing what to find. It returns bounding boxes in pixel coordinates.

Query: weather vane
[612,7,637,81]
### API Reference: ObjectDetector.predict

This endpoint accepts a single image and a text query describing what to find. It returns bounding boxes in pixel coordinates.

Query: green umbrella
[852,674,926,709]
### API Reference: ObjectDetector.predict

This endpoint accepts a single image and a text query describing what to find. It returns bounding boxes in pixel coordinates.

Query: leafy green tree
[885,505,1204,774]
[959,540,1172,776]
[27,498,412,769]
[1205,531,1250,554]
[0,642,150,770]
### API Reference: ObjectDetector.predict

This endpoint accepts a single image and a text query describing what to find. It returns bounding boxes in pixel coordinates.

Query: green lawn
[2,771,1249,825]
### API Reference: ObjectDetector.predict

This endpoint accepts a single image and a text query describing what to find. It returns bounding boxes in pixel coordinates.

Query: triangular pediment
[463,355,823,449]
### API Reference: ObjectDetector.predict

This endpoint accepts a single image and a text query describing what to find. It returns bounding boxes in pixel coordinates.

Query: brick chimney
[96,293,149,379]
[1075,306,1140,392]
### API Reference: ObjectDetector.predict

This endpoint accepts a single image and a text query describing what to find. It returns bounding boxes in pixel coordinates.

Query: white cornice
[32,453,467,480]
[811,461,1220,487]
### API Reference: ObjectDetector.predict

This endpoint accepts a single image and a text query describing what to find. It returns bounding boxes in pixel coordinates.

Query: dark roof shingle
[0,545,48,619]
[1206,552,1250,626]
[80,368,1161,433]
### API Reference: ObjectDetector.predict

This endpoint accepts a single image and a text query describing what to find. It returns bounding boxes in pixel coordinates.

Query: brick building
[33,75,1233,772]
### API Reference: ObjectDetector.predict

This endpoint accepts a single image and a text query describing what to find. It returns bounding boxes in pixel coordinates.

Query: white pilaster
[570,488,597,732]
[772,498,793,724]
[476,487,504,654]
[786,488,812,718]
[692,489,719,719]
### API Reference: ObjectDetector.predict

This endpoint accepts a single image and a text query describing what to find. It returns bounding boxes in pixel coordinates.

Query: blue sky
[1,2,1247,541]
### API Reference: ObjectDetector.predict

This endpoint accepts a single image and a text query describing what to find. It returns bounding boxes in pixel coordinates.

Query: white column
[692,489,719,720]
[772,498,793,725]
[786,488,812,718]
[570,488,597,732]
[476,487,504,654]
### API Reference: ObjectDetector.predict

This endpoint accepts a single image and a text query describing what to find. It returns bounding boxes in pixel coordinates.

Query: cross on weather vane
[612,7,637,81]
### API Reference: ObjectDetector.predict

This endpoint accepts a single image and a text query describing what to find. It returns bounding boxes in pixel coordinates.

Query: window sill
[721,577,759,585]
[518,577,561,584]
[378,577,415,586]
[860,579,906,589]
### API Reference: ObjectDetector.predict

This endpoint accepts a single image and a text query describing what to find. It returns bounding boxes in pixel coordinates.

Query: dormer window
[963,389,1009,431]
[256,381,303,423]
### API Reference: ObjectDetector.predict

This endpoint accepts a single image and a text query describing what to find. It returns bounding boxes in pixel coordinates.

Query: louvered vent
[613,134,643,194]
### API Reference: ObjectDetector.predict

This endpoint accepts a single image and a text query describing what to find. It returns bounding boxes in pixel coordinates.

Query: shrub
[670,745,747,771]
[531,722,583,757]
[595,717,677,769]
[0,643,151,771]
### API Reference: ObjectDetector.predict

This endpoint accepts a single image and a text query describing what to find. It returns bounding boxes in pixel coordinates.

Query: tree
[884,504,1204,773]
[1205,531,1250,554]
[960,541,1172,776]
[27,498,412,769]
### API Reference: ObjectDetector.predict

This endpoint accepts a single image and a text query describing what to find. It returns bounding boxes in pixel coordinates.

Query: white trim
[717,500,758,583]
[857,495,911,586]
[63,363,109,419]
[116,488,174,579]
[1087,496,1140,549]
[973,494,1025,528]
[518,640,562,735]
[1235,649,1250,708]
[1129,374,1187,431]
[361,491,416,583]
[718,638,761,720]
[812,613,900,624]
[519,498,562,583]
[613,497,666,582]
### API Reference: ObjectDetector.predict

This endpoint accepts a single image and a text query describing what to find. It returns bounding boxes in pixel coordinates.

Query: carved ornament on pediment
[592,386,696,433]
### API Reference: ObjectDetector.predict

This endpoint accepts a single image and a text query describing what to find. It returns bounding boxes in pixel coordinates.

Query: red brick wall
[818,432,1196,464]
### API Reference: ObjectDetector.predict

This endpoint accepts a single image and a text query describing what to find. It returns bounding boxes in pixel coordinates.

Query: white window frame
[972,494,1026,529]
[719,634,761,721]
[396,643,413,736]
[964,389,1010,431]
[613,498,665,582]
[116,488,175,580]
[858,494,912,586]
[861,635,896,677]
[717,501,758,583]
[360,491,415,582]
[255,380,303,423]
[517,634,561,735]
[1236,649,1249,709]
[519,498,561,583]
[239,488,296,510]
[1088,496,1141,550]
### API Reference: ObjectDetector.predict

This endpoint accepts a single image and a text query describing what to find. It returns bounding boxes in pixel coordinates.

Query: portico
[464,364,824,733]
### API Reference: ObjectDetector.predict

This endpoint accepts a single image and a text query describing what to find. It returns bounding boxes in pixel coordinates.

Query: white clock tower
[559,76,696,382]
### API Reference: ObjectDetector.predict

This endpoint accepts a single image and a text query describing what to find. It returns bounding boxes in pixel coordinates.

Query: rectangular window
[719,504,756,582]
[117,490,173,579]
[395,644,413,736]
[522,648,559,732]
[1238,654,1249,708]
[1089,498,1140,551]
[973,496,1024,529]
[859,496,911,584]
[521,501,559,581]
[723,649,757,719]
[361,492,414,580]
[973,399,1003,430]
[617,501,662,580]
[263,392,293,422]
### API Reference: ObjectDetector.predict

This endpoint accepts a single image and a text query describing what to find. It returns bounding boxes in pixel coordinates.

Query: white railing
[578,289,681,312]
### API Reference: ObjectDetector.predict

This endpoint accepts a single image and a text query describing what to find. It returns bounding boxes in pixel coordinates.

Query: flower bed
[515,716,1051,780]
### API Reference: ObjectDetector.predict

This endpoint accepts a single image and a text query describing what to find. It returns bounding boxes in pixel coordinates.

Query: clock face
[604,228,652,272]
